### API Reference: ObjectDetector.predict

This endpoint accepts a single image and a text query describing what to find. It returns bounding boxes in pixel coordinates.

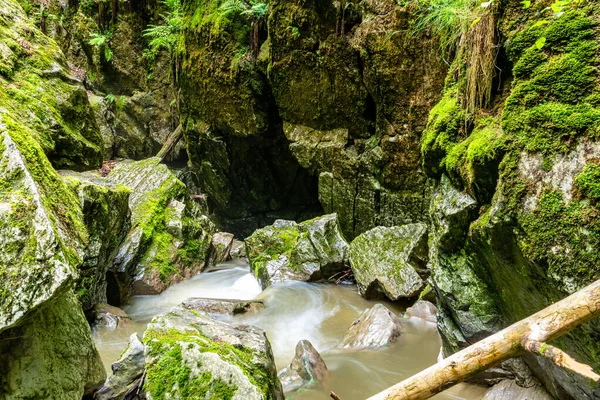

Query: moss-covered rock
[349,224,428,300]
[245,213,349,289]
[108,158,214,298]
[143,305,284,399]
[60,170,131,310]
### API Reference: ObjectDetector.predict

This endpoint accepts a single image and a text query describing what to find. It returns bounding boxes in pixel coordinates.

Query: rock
[349,224,428,300]
[278,340,328,393]
[108,158,214,298]
[209,232,235,265]
[405,300,437,323]
[142,306,284,399]
[245,214,349,289]
[230,239,246,258]
[483,380,553,400]
[181,298,264,316]
[90,303,131,330]
[338,304,403,349]
[95,333,146,400]
[60,170,131,310]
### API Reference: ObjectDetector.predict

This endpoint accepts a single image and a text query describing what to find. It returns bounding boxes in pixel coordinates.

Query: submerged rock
[349,224,429,300]
[209,232,235,265]
[245,214,349,289]
[278,340,328,393]
[95,333,145,400]
[143,306,284,399]
[109,158,214,298]
[405,300,437,323]
[181,298,264,316]
[338,304,403,349]
[483,379,553,400]
[89,303,132,331]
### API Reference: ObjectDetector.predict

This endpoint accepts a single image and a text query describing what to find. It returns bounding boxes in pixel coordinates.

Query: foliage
[88,31,113,62]
[218,0,269,57]
[143,0,185,65]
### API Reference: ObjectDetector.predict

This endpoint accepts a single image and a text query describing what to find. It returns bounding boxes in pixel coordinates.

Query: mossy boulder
[245,214,349,289]
[0,0,103,171]
[108,158,214,298]
[60,170,131,310]
[142,305,284,399]
[349,224,429,300]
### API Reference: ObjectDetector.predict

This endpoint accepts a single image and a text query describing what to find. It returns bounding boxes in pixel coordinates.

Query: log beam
[367,279,600,400]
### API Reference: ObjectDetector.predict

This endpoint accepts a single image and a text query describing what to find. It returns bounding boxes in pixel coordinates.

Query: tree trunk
[157,124,183,161]
[367,279,600,400]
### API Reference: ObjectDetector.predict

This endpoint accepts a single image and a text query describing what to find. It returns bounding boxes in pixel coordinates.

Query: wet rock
[483,380,553,400]
[230,239,246,258]
[109,158,214,298]
[245,214,349,289]
[209,232,235,265]
[90,303,132,330]
[181,298,264,316]
[278,340,328,393]
[95,333,145,400]
[338,304,403,349]
[142,306,284,399]
[349,224,428,300]
[405,300,437,323]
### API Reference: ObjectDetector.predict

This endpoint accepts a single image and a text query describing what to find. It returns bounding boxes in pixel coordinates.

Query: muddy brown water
[92,260,487,399]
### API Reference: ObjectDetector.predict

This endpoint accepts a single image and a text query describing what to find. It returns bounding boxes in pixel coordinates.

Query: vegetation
[218,0,269,57]
[88,31,113,63]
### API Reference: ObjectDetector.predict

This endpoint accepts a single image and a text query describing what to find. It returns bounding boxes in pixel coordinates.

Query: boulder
[181,298,264,316]
[95,333,145,400]
[142,306,284,399]
[278,340,328,393]
[230,239,246,258]
[338,304,403,349]
[349,224,428,300]
[405,300,437,323]
[89,303,132,331]
[109,158,214,298]
[60,170,131,310]
[245,214,349,289]
[209,232,235,265]
[483,380,553,400]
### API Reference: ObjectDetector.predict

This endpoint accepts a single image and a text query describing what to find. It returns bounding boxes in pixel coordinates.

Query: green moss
[575,162,600,203]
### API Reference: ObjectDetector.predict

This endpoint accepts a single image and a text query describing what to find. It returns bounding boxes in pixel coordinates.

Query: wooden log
[367,279,600,400]
[156,124,183,161]
[523,340,600,382]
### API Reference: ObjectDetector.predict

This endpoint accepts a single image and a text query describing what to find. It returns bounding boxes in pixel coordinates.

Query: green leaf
[522,0,531,8]
[535,37,546,49]
[105,47,113,62]
[470,17,482,27]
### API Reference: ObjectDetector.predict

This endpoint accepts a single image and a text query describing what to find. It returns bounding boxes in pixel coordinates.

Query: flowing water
[93,260,487,400]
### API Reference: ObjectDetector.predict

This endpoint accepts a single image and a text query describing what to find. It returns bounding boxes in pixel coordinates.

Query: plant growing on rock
[219,0,269,58]
[89,30,113,63]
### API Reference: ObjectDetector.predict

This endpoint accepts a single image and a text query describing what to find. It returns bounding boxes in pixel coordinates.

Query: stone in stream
[108,158,215,298]
[349,224,429,300]
[181,297,265,316]
[95,333,146,400]
[278,340,328,393]
[245,213,349,289]
[405,300,437,323]
[338,304,403,349]
[483,379,553,400]
[89,303,132,330]
[209,232,235,265]
[230,239,247,258]
[142,305,284,399]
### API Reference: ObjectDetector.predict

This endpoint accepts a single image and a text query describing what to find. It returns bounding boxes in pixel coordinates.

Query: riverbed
[92,260,487,399]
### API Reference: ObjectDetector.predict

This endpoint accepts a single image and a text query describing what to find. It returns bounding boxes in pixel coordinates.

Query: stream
[92,260,487,400]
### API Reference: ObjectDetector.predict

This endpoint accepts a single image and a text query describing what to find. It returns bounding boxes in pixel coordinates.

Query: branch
[523,339,600,382]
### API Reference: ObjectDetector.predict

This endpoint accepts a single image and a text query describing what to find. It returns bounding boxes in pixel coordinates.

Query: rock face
[89,303,132,331]
[143,306,284,399]
[349,224,429,300]
[181,298,265,316]
[95,333,146,400]
[278,340,328,393]
[245,214,349,288]
[483,380,553,400]
[338,304,403,349]
[406,300,437,323]
[109,158,214,298]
